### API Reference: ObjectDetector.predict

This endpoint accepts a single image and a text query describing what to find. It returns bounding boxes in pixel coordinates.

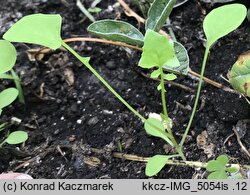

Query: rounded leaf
[203,4,247,47]
[3,14,62,50]
[228,51,250,97]
[146,155,171,176]
[4,131,28,145]
[217,155,229,165]
[0,40,17,74]
[88,20,144,45]
[0,88,18,109]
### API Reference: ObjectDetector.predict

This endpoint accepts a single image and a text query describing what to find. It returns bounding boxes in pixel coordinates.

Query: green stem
[10,69,25,104]
[159,67,186,161]
[160,67,169,122]
[61,41,145,122]
[0,73,18,80]
[180,47,210,147]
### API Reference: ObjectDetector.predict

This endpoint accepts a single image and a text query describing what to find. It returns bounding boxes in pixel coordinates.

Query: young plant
[0,88,28,148]
[1,3,247,178]
[0,40,25,103]
[88,0,190,75]
[206,155,240,179]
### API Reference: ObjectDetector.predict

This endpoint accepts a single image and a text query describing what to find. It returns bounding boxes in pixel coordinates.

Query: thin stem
[0,73,17,80]
[160,67,169,121]
[159,67,186,161]
[62,41,186,159]
[180,47,210,147]
[10,69,25,104]
[61,41,146,122]
[76,0,95,22]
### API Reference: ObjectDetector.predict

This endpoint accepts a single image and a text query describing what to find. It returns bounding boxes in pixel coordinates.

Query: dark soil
[0,0,249,179]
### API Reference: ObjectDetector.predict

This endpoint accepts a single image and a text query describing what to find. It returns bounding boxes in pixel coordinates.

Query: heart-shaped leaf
[0,88,18,110]
[163,41,189,75]
[203,4,247,48]
[0,40,17,74]
[228,51,250,97]
[146,0,176,32]
[4,131,28,145]
[146,155,173,176]
[87,20,144,45]
[144,118,173,146]
[3,14,62,50]
[139,29,180,69]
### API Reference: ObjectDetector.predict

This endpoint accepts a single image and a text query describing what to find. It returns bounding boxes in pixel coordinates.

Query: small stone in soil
[70,104,78,113]
[106,60,116,70]
[87,116,99,126]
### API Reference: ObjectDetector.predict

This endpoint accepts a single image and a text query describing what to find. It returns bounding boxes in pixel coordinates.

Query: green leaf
[208,171,228,179]
[3,14,62,50]
[88,7,102,13]
[228,52,250,97]
[139,29,179,69]
[146,155,172,176]
[150,69,161,78]
[225,166,238,173]
[146,0,176,32]
[144,118,173,146]
[87,20,144,45]
[207,160,224,172]
[4,131,28,145]
[163,73,177,81]
[203,4,247,48]
[217,155,229,165]
[0,40,17,74]
[206,155,229,172]
[163,41,190,75]
[0,88,18,110]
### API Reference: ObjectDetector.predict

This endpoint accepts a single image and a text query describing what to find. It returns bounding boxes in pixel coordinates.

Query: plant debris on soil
[0,0,249,179]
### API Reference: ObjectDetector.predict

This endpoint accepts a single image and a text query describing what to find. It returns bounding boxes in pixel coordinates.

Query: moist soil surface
[0,0,249,179]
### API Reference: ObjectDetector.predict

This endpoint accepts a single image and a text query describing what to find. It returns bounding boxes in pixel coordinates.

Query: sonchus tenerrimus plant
[0,88,28,148]
[1,3,247,178]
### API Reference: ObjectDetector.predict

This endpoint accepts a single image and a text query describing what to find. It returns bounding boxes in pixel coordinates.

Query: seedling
[0,88,28,148]
[1,2,248,177]
[88,0,190,75]
[206,155,239,179]
[0,40,25,103]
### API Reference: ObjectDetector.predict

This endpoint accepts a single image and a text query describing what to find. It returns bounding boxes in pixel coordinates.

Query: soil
[0,0,249,179]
